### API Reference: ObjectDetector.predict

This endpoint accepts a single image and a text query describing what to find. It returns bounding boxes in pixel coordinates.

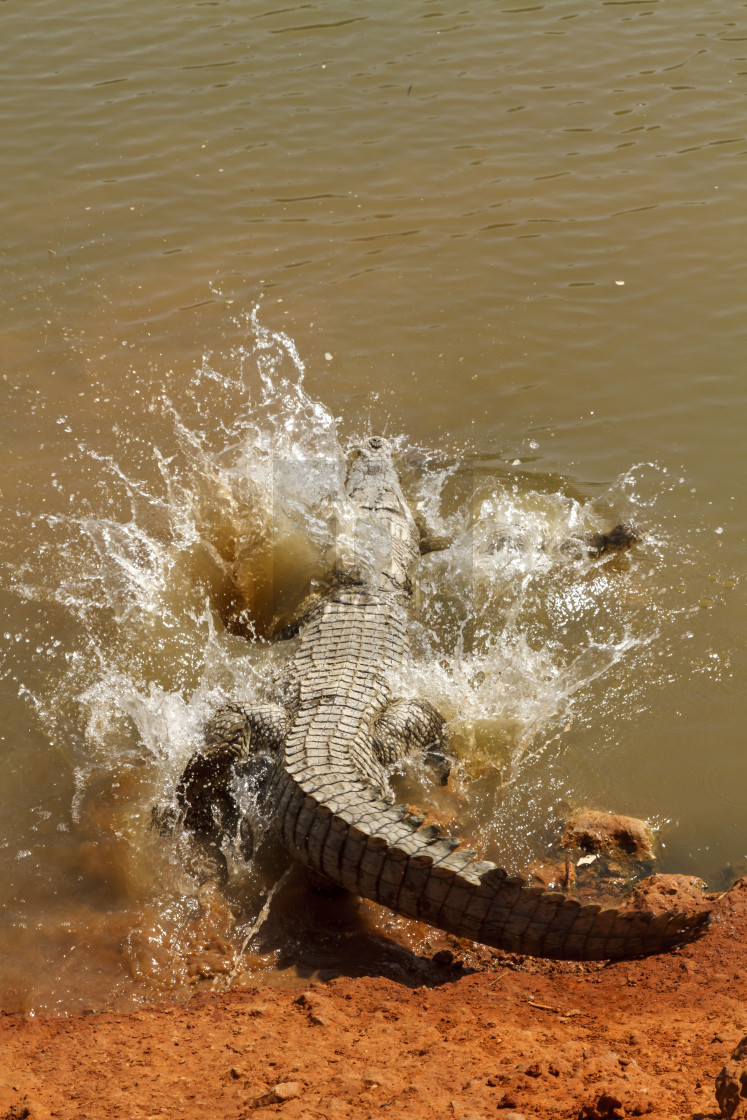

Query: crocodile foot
[588,522,642,556]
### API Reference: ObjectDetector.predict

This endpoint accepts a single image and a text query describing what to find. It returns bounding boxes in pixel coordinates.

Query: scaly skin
[175,437,710,961]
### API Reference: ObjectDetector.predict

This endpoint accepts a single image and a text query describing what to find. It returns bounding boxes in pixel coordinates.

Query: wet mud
[2,877,745,1120]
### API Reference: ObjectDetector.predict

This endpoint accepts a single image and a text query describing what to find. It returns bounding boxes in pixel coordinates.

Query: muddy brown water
[0,0,744,1012]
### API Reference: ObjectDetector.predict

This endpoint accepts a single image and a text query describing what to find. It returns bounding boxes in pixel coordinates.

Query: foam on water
[2,307,701,1010]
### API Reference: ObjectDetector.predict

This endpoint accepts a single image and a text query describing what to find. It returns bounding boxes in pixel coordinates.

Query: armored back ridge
[172,437,711,961]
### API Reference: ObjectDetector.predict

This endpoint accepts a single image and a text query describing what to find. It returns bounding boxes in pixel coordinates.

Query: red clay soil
[2,879,746,1120]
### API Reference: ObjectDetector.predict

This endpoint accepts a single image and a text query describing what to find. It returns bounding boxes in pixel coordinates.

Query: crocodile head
[346,436,399,502]
[348,434,394,471]
[343,436,420,591]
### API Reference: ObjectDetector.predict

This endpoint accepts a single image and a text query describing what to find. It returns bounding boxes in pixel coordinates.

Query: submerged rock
[525,858,575,892]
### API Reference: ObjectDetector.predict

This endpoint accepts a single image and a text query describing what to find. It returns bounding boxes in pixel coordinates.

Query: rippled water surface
[1,0,745,1012]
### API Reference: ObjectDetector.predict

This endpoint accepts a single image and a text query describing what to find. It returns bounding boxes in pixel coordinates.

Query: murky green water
[1,0,745,1012]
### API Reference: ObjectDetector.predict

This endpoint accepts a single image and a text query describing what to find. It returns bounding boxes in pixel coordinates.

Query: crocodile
[171,436,710,961]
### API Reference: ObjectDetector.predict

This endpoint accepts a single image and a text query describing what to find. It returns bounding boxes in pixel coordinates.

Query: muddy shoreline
[2,879,745,1120]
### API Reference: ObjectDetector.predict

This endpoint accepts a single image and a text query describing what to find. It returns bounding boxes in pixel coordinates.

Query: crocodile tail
[274,770,711,962]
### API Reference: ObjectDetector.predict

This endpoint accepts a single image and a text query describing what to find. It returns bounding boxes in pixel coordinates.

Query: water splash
[1,305,699,1009]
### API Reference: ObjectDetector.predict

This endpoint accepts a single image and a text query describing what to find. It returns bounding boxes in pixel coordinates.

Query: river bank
[2,878,744,1120]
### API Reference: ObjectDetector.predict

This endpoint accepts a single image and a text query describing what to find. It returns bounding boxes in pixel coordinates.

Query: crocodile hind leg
[372,698,451,785]
[175,703,289,868]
